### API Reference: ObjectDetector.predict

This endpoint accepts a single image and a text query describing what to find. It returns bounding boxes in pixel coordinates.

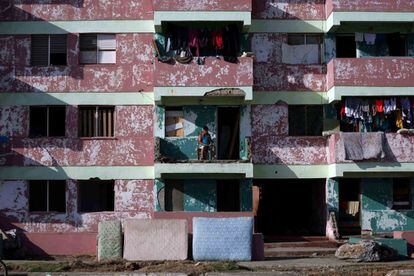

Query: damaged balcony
[153,0,252,32]
[327,58,414,101]
[154,105,253,179]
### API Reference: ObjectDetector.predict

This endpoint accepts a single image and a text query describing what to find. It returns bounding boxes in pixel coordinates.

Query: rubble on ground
[335,240,398,262]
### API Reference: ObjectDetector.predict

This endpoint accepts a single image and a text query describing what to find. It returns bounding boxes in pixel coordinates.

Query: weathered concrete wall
[253,0,325,20]
[0,0,153,21]
[361,178,414,233]
[328,133,414,164]
[0,34,153,92]
[328,0,414,15]
[0,179,154,233]
[0,105,154,166]
[251,103,327,164]
[327,58,414,89]
[153,0,251,11]
[251,33,326,92]
[154,57,253,87]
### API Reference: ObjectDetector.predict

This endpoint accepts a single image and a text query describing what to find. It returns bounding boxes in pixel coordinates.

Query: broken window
[165,107,184,137]
[79,106,115,137]
[283,34,323,64]
[29,180,66,212]
[289,105,323,136]
[78,180,114,212]
[336,35,356,58]
[217,180,240,212]
[393,178,411,210]
[31,35,67,66]
[80,34,116,64]
[29,106,66,137]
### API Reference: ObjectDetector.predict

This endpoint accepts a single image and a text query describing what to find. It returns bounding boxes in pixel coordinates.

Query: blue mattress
[192,217,253,261]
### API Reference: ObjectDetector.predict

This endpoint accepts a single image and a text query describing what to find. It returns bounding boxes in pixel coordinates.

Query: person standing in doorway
[198,126,212,160]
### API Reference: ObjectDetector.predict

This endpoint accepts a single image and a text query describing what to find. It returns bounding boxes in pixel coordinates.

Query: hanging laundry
[396,110,403,129]
[384,98,396,114]
[375,99,384,113]
[212,29,224,50]
[364,33,376,45]
[355,32,364,42]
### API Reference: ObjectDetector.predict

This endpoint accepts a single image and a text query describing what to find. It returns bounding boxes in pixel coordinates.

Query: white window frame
[79,34,117,64]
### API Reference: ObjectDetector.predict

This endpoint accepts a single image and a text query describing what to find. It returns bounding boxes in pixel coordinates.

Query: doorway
[255,179,326,241]
[338,179,361,236]
[217,107,240,160]
[336,35,356,58]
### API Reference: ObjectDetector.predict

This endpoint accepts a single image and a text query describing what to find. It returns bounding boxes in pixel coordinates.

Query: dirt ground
[4,256,414,275]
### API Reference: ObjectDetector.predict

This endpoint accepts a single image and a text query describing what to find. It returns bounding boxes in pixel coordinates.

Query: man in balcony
[198,126,212,160]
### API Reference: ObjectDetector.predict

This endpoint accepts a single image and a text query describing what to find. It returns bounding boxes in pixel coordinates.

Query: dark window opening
[31,35,67,66]
[338,179,361,236]
[217,180,240,212]
[29,106,66,137]
[164,181,184,211]
[393,178,411,210]
[388,33,407,57]
[336,35,356,58]
[217,107,240,160]
[79,106,115,137]
[78,180,115,212]
[289,105,323,136]
[29,180,66,212]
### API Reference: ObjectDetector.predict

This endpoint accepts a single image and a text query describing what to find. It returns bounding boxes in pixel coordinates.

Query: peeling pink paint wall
[0,0,153,21]
[153,0,251,11]
[251,33,326,91]
[154,57,253,87]
[328,58,414,88]
[0,105,154,166]
[329,0,414,14]
[253,0,325,20]
[0,179,154,233]
[252,104,327,165]
[0,34,154,93]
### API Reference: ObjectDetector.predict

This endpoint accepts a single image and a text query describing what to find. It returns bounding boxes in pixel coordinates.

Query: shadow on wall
[252,0,325,20]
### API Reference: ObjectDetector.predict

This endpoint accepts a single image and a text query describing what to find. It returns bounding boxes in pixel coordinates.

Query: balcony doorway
[217,107,240,160]
[254,179,326,241]
[338,179,361,236]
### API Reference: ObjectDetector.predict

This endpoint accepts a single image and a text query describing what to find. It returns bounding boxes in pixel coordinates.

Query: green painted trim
[154,86,253,105]
[154,11,251,32]
[0,166,154,180]
[0,20,155,34]
[154,163,253,179]
[250,20,325,33]
[327,86,414,103]
[254,163,414,179]
[0,92,154,106]
[252,91,328,105]
[327,12,414,32]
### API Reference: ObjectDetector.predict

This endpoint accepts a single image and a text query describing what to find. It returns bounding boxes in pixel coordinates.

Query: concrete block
[123,219,188,261]
[349,237,407,257]
[192,217,253,261]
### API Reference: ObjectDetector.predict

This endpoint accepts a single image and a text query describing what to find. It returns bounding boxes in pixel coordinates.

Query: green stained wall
[326,178,339,215]
[153,179,253,212]
[160,137,198,160]
[361,178,414,233]
[183,179,217,212]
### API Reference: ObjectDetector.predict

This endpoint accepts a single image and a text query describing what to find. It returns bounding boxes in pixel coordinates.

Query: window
[31,35,67,66]
[289,105,323,136]
[336,35,356,58]
[165,107,184,137]
[283,34,323,64]
[78,180,114,212]
[79,106,115,137]
[29,106,66,137]
[217,180,240,212]
[393,179,411,210]
[29,180,66,212]
[80,34,116,64]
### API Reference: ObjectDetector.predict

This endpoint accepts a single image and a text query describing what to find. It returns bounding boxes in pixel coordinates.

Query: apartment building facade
[1,0,414,256]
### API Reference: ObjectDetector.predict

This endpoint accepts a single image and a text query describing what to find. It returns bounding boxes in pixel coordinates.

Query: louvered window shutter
[80,34,98,64]
[31,35,49,66]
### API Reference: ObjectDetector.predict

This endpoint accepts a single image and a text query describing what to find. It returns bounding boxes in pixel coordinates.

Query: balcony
[153,0,252,31]
[327,58,414,101]
[154,57,253,104]
[328,132,414,165]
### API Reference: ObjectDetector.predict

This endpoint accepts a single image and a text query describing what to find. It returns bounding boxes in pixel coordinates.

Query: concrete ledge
[155,163,253,179]
[327,87,414,103]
